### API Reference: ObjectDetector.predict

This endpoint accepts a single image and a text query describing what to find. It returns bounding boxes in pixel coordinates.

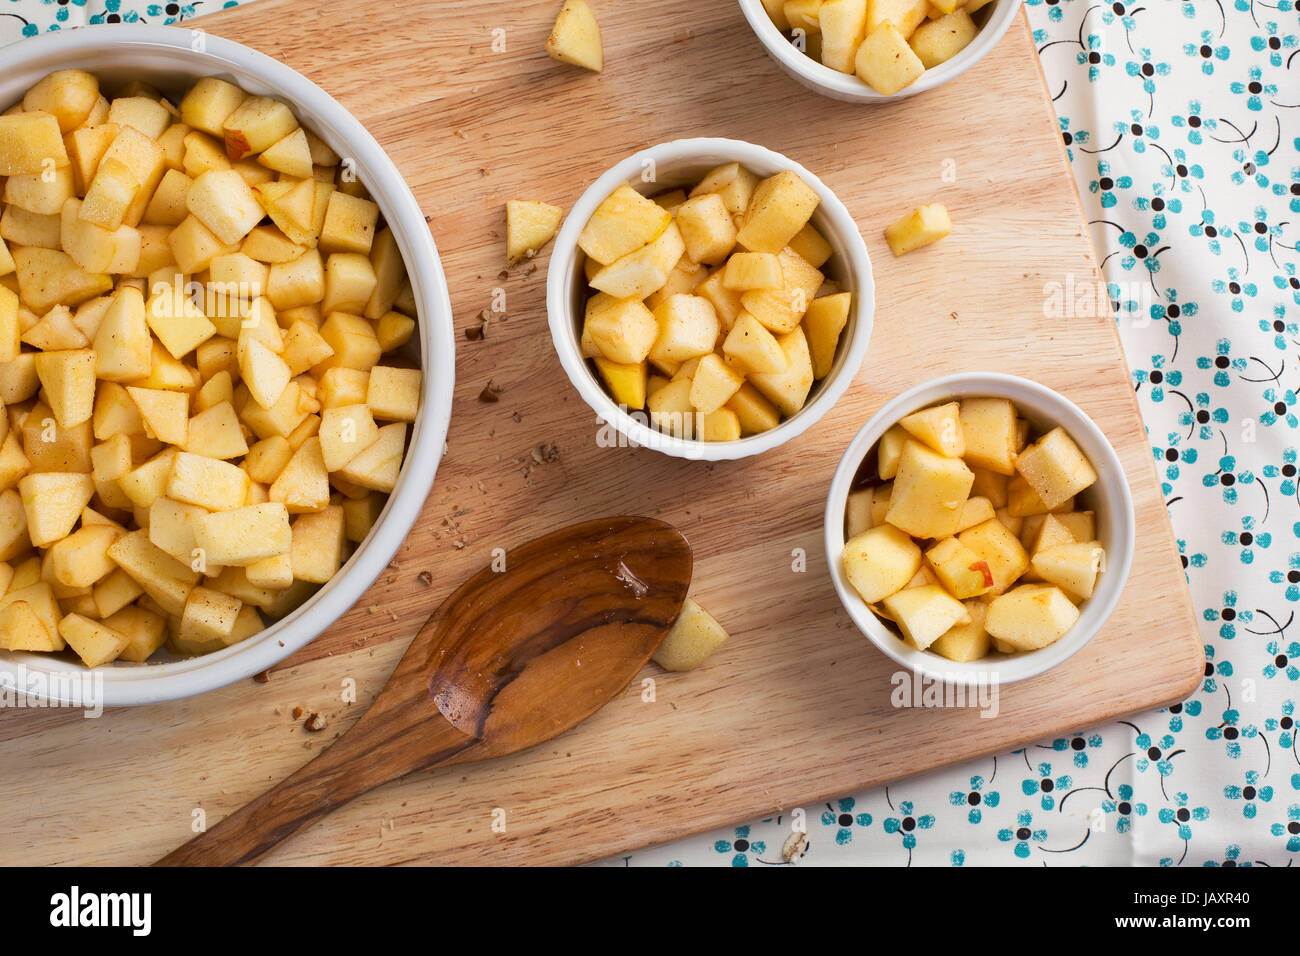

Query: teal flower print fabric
[3,0,1297,867]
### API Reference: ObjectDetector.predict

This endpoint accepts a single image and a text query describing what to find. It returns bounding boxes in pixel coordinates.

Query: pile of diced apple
[578,164,852,441]
[763,0,993,95]
[841,397,1105,661]
[0,69,423,667]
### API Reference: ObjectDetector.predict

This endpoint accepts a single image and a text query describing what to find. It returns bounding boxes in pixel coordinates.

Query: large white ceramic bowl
[737,0,1025,103]
[547,137,874,461]
[824,373,1135,686]
[0,25,456,706]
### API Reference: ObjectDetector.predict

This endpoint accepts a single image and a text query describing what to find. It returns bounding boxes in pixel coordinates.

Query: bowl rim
[735,0,1026,102]
[823,372,1136,686]
[545,136,875,462]
[0,25,456,706]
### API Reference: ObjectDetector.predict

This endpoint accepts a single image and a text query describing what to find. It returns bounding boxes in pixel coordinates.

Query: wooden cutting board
[0,1,1203,866]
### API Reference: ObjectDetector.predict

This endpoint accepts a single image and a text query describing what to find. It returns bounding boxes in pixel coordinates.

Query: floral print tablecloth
[3,0,1298,867]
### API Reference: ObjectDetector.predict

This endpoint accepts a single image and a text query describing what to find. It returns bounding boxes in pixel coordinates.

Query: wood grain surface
[0,0,1204,866]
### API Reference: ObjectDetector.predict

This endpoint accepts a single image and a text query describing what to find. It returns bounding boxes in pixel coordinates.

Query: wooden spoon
[156,515,692,866]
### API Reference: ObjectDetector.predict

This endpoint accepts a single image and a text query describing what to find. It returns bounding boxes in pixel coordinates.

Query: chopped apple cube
[885,439,974,539]
[843,523,923,603]
[505,199,563,265]
[899,401,964,457]
[985,584,1080,651]
[882,584,970,651]
[651,597,729,671]
[883,203,952,256]
[578,184,671,266]
[1015,427,1098,511]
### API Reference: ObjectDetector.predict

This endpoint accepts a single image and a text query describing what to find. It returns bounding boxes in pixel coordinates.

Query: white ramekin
[737,0,1025,103]
[824,373,1135,686]
[547,137,874,461]
[0,25,456,706]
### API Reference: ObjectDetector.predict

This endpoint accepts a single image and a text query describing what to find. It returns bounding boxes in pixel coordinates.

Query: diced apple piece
[985,584,1080,651]
[1015,427,1098,511]
[22,70,100,132]
[676,193,737,265]
[222,96,298,160]
[34,349,96,429]
[876,425,908,481]
[698,408,741,442]
[925,536,993,599]
[589,221,686,300]
[819,0,870,72]
[236,336,291,411]
[725,382,781,436]
[290,505,346,583]
[586,298,658,364]
[0,599,61,651]
[1031,541,1105,601]
[899,401,964,457]
[104,604,168,662]
[882,584,970,651]
[546,0,604,72]
[186,169,264,245]
[744,325,812,417]
[885,439,975,539]
[845,488,874,538]
[722,252,782,291]
[954,495,996,533]
[736,171,819,255]
[958,397,1018,475]
[957,518,1030,595]
[167,451,249,511]
[884,203,952,256]
[183,402,248,460]
[319,192,379,256]
[866,0,931,36]
[1054,510,1097,544]
[48,523,119,589]
[505,199,563,265]
[739,246,822,334]
[193,503,292,567]
[58,613,129,667]
[722,311,786,375]
[688,162,759,217]
[18,472,94,547]
[317,404,380,472]
[579,185,672,266]
[366,366,421,423]
[60,198,141,274]
[179,585,243,645]
[802,292,850,379]
[909,9,977,68]
[593,357,647,411]
[257,127,314,179]
[647,294,720,370]
[126,386,188,446]
[0,112,68,176]
[179,77,247,137]
[651,597,729,671]
[646,378,696,439]
[929,599,991,662]
[689,353,745,415]
[269,436,331,510]
[843,523,923,604]
[105,529,200,617]
[334,425,404,494]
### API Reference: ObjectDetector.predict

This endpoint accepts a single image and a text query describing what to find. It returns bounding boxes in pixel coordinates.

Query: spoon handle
[155,701,476,866]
